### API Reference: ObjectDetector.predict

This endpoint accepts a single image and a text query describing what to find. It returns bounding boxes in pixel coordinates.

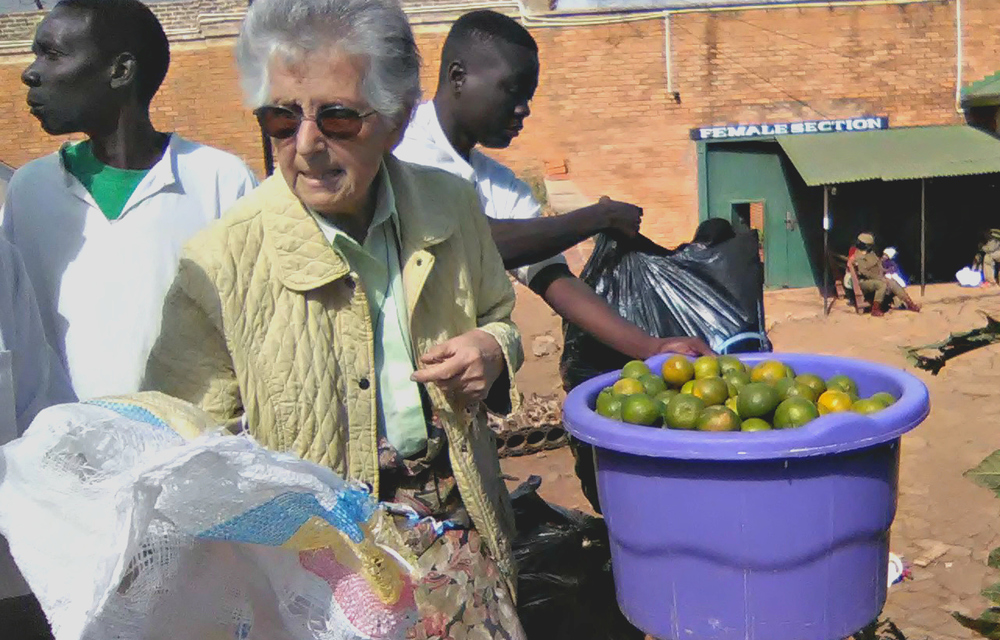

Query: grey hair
[236,0,421,125]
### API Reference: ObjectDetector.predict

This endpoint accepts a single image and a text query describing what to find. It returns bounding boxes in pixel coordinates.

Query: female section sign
[692,116,889,140]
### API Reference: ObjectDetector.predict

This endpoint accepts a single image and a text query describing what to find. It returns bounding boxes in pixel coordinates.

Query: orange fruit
[622,360,653,380]
[741,418,772,432]
[852,398,886,415]
[680,380,696,395]
[596,393,624,419]
[693,356,721,380]
[826,374,859,397]
[654,389,679,410]
[696,406,742,432]
[871,392,896,406]
[736,382,781,420]
[725,396,740,415]
[692,377,729,406]
[621,395,661,426]
[663,394,706,430]
[773,397,820,429]
[718,355,747,376]
[613,378,645,396]
[751,360,793,384]
[817,389,853,415]
[661,355,695,388]
[784,382,819,404]
[639,374,668,396]
[795,374,827,396]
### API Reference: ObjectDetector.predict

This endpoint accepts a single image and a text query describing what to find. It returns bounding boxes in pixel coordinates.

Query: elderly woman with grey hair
[142,0,526,636]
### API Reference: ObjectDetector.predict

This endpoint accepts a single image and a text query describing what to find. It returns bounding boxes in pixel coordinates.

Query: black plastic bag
[511,476,643,640]
[560,230,770,513]
[560,230,770,391]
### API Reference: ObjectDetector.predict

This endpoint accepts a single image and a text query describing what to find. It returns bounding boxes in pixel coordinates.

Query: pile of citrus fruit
[594,355,897,432]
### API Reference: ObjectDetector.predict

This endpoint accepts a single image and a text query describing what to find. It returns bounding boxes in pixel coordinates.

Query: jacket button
[358,378,370,390]
[345,276,356,290]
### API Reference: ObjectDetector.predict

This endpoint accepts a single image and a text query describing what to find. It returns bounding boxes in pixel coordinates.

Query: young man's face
[21,6,115,136]
[455,39,539,149]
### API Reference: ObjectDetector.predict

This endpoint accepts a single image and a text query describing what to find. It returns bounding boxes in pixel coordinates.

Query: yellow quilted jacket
[143,155,523,588]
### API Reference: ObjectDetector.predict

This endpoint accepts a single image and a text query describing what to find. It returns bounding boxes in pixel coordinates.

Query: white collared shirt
[393,101,567,288]
[0,235,75,599]
[1,134,258,399]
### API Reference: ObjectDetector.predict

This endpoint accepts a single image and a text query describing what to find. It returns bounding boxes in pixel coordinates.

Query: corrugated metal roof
[962,71,1000,108]
[777,125,1000,186]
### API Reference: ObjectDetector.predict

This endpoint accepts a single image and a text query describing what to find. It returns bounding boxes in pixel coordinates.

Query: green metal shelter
[962,71,1000,108]
[775,125,1000,313]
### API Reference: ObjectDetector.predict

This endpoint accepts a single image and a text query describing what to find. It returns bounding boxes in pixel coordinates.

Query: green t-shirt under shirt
[62,141,150,221]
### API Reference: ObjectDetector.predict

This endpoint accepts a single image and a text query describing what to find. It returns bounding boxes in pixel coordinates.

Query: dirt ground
[501,277,1000,640]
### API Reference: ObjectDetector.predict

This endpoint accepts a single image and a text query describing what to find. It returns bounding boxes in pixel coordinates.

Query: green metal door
[700,141,815,288]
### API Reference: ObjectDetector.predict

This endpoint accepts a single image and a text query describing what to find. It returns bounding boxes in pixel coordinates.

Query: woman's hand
[411,329,505,407]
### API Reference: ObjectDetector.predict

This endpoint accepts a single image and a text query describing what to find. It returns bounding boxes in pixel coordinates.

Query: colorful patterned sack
[0,396,419,640]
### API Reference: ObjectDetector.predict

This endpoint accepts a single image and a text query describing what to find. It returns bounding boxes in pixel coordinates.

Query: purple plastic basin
[562,353,929,640]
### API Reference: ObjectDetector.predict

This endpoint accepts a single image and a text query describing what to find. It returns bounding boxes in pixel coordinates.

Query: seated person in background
[881,247,907,289]
[976,229,1000,286]
[847,233,921,317]
[144,0,526,635]
[0,236,75,639]
[3,0,257,400]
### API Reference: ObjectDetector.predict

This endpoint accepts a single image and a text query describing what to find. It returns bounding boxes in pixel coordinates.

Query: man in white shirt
[395,10,710,362]
[0,236,75,637]
[3,0,258,400]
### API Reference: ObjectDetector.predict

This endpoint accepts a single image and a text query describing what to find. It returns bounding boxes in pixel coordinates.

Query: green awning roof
[777,125,1000,187]
[962,71,1000,107]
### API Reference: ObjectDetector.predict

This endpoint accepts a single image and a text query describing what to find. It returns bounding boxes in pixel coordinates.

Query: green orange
[622,394,661,426]
[696,406,742,432]
[852,398,886,415]
[795,374,827,397]
[613,377,645,396]
[693,356,721,380]
[718,355,747,376]
[639,374,668,396]
[663,394,706,430]
[736,382,781,420]
[784,381,819,404]
[741,418,772,432]
[751,360,793,384]
[773,397,820,429]
[622,360,653,380]
[826,374,859,397]
[596,393,624,419]
[871,392,896,406]
[692,377,729,406]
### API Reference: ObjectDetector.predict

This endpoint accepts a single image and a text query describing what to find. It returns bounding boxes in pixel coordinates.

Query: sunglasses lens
[258,107,300,139]
[317,107,365,139]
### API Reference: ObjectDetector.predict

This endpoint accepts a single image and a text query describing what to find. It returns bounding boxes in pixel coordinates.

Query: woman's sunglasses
[254,104,376,140]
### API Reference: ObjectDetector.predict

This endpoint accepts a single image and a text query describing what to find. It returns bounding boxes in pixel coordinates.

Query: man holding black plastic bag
[393,10,711,363]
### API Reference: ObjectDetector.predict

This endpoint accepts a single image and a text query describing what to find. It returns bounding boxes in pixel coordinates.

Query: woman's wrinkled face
[267,50,398,217]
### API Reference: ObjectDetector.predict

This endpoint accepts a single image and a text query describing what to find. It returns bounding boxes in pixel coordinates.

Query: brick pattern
[0,1,995,247]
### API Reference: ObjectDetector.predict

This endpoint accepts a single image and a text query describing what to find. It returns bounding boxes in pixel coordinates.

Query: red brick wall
[0,0,995,247]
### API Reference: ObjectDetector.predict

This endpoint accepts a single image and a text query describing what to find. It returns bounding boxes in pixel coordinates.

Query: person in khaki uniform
[847,232,921,317]
[977,229,1000,285]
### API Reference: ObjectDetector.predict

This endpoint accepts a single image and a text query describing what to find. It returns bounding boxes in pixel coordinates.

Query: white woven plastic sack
[0,400,419,640]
